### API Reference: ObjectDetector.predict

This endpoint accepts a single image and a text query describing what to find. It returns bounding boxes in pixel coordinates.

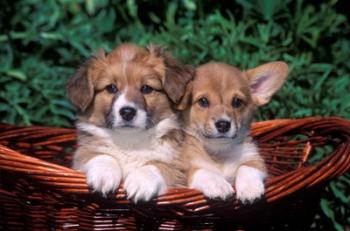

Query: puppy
[178,61,288,203]
[66,43,193,202]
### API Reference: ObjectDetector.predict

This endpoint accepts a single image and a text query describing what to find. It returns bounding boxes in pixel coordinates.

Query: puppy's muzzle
[215,120,231,134]
[119,106,137,121]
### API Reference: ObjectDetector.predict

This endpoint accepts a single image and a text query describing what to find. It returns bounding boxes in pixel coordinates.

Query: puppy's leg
[189,168,234,200]
[76,150,122,197]
[235,159,267,203]
[124,162,169,203]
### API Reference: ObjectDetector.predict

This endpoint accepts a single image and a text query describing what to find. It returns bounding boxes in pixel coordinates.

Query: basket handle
[258,117,350,202]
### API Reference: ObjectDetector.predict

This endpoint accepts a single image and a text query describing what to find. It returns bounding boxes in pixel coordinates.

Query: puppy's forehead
[108,62,159,80]
[102,44,165,86]
[194,63,248,92]
[108,43,148,62]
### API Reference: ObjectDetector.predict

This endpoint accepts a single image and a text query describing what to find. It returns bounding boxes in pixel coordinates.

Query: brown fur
[243,159,267,173]
[179,63,256,134]
[179,61,288,200]
[67,43,194,127]
[67,43,194,197]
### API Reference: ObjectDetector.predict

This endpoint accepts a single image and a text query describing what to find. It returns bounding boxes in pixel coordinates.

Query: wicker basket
[0,117,349,230]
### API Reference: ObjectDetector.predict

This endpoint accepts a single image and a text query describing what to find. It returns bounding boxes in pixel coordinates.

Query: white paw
[235,166,266,203]
[124,165,167,203]
[190,169,233,200]
[83,155,122,196]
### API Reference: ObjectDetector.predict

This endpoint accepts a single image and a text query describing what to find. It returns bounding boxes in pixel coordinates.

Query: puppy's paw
[235,166,266,203]
[190,169,233,200]
[124,165,167,203]
[83,155,122,196]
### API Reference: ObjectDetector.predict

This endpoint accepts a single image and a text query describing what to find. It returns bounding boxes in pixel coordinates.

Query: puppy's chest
[205,156,241,184]
[97,138,176,174]
[221,161,241,183]
[199,146,240,179]
[205,141,259,183]
[195,154,242,184]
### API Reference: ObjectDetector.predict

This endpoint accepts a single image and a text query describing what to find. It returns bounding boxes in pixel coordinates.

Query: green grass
[0,0,349,230]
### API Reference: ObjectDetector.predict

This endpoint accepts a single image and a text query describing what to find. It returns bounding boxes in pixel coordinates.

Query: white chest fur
[193,139,261,184]
[77,117,179,176]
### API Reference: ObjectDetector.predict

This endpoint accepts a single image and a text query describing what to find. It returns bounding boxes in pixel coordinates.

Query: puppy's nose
[119,106,136,121]
[215,120,231,133]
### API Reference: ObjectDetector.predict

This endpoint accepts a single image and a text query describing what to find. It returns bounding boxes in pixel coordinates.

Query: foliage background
[0,0,349,230]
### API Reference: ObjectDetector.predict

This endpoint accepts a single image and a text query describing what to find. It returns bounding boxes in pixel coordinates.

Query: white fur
[190,140,261,176]
[111,92,147,129]
[222,141,261,182]
[77,116,178,177]
[190,139,266,200]
[83,155,122,196]
[190,169,234,200]
[124,165,166,203]
[76,122,110,139]
[155,116,179,138]
[122,61,128,77]
[235,165,266,203]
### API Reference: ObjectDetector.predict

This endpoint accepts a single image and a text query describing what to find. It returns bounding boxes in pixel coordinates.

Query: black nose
[119,107,137,121]
[215,120,231,133]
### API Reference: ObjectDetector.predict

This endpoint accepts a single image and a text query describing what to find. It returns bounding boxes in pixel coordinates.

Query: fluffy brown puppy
[67,43,193,202]
[179,61,288,203]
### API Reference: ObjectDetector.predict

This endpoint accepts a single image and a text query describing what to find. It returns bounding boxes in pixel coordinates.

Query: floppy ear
[147,44,194,103]
[245,61,288,106]
[66,49,106,112]
[163,54,194,103]
[176,81,193,110]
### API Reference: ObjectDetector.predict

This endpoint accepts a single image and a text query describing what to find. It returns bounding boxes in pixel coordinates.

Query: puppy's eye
[140,85,153,94]
[198,97,210,108]
[106,84,118,94]
[232,97,243,108]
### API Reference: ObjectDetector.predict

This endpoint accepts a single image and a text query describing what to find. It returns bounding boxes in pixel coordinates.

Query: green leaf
[4,70,27,81]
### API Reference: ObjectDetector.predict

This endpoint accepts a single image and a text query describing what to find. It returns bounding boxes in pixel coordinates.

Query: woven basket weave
[0,117,349,230]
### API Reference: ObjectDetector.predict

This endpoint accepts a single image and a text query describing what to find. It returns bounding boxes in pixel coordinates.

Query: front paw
[83,155,122,196]
[124,165,167,203]
[235,166,266,203]
[190,169,233,200]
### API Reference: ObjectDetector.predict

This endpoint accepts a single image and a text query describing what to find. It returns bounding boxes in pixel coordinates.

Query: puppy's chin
[200,130,237,143]
[113,126,145,134]
[194,130,240,155]
[202,136,235,156]
[110,119,156,132]
[204,136,233,144]
[203,137,233,145]
[202,133,237,139]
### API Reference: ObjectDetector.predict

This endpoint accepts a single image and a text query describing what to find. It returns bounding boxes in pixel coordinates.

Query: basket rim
[0,116,349,209]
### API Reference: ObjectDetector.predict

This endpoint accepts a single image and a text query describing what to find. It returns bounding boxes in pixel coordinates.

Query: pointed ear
[245,61,288,106]
[176,81,193,110]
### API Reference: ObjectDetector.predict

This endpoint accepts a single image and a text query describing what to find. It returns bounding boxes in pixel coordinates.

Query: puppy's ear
[176,81,193,110]
[66,61,94,112]
[163,56,194,103]
[147,44,194,103]
[66,49,105,112]
[245,61,288,106]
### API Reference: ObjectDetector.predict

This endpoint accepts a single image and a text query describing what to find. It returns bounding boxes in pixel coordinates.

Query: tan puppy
[178,61,288,203]
[67,43,193,202]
